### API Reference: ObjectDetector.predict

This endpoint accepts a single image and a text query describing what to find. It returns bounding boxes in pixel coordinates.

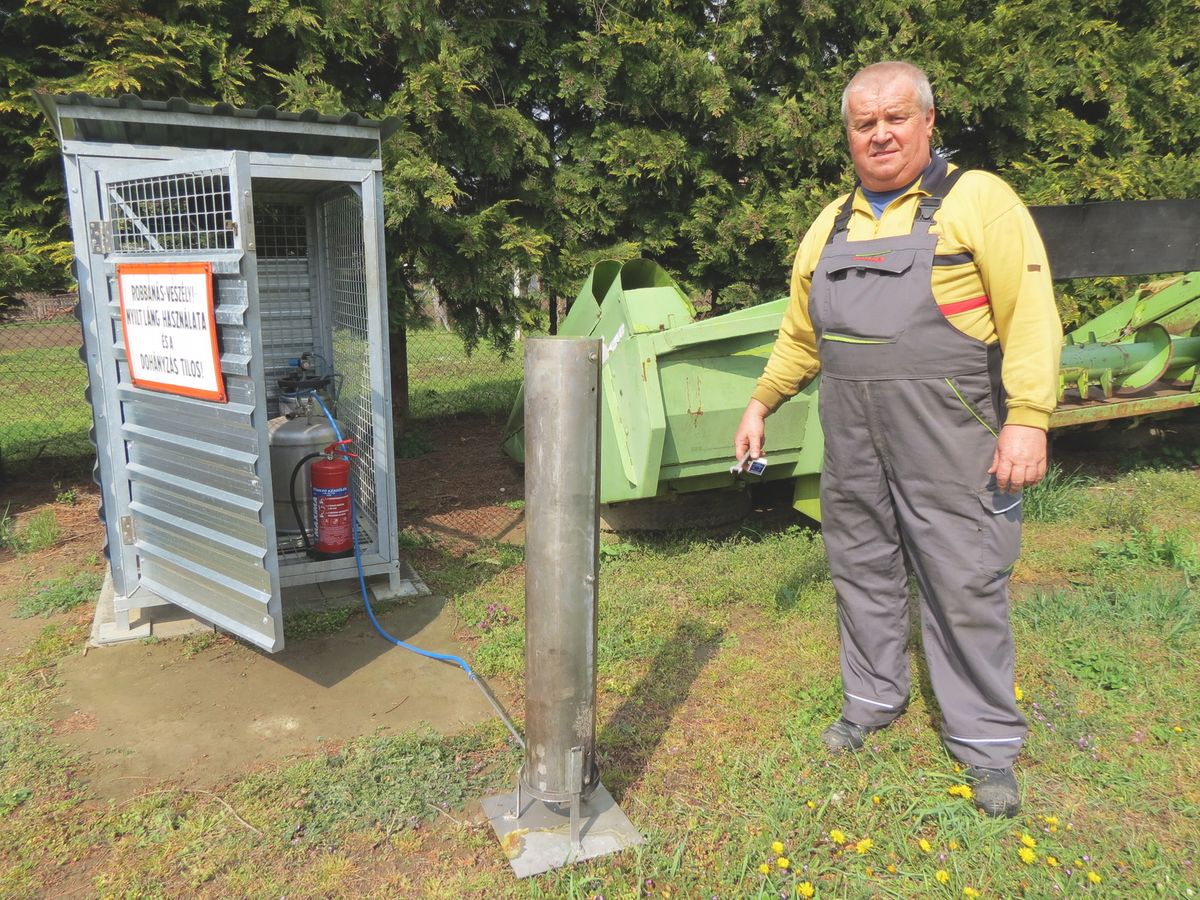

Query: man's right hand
[733,399,770,469]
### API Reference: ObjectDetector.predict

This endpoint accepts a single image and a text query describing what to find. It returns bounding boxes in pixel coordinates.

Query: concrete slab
[88,563,429,647]
[57,593,499,801]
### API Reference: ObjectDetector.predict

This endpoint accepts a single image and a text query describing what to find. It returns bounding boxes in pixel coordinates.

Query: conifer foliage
[3,0,1198,333]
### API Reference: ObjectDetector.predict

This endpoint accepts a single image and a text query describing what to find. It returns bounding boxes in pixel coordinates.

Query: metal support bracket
[481,779,643,879]
[88,220,113,254]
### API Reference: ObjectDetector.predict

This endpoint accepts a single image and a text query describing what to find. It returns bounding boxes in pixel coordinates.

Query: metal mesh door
[320,189,378,544]
[107,169,237,253]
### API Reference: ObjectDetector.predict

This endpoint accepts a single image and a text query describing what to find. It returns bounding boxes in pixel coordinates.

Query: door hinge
[120,515,136,545]
[89,220,113,255]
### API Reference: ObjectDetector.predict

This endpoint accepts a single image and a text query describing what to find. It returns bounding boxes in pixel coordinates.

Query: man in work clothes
[733,61,1062,817]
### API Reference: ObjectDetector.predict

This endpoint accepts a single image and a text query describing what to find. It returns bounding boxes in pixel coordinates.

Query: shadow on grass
[0,444,95,492]
[597,616,724,800]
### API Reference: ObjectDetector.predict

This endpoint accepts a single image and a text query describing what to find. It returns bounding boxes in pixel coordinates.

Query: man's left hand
[988,424,1048,492]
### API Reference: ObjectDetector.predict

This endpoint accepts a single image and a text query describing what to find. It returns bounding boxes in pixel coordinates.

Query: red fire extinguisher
[310,438,355,559]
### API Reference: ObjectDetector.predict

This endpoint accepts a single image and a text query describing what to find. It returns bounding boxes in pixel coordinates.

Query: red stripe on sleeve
[939,295,990,316]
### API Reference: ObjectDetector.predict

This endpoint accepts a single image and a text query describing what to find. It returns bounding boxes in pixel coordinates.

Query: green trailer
[503,201,1200,524]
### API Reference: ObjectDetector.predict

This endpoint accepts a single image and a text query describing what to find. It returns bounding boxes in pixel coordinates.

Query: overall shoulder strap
[825,188,858,246]
[914,156,966,233]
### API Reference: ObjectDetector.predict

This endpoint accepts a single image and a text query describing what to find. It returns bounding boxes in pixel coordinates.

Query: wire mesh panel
[321,189,378,539]
[0,302,92,470]
[254,197,317,413]
[106,170,236,253]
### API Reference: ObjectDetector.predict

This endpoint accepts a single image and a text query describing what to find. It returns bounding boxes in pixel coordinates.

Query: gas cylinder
[267,413,341,537]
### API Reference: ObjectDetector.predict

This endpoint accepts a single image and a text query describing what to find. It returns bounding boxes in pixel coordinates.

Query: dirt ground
[393,414,526,546]
[0,416,525,803]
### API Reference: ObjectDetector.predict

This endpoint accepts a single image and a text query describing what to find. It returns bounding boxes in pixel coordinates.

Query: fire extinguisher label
[312,485,352,552]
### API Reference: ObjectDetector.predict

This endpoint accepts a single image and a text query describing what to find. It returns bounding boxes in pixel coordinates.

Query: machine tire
[599,488,753,533]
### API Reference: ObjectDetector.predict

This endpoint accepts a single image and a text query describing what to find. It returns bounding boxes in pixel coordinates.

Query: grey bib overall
[809,158,1027,768]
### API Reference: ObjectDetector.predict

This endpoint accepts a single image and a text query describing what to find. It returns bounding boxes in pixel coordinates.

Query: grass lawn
[2,439,1199,897]
[0,337,92,466]
[406,328,523,421]
[0,324,527,468]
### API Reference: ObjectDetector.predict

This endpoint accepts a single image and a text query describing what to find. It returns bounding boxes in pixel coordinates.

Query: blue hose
[303,392,524,747]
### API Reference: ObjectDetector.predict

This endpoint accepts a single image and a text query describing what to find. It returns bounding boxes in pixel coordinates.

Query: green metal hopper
[501,259,824,519]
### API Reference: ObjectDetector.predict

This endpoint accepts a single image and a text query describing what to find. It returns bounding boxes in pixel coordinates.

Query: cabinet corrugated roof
[35,92,398,159]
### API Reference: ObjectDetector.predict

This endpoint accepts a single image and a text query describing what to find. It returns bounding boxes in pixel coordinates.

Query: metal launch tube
[520,337,602,802]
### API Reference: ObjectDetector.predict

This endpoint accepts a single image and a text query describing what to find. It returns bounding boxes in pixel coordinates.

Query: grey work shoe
[820,718,883,753]
[965,766,1020,818]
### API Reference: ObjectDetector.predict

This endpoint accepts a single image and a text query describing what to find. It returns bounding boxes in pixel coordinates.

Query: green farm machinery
[502,200,1200,523]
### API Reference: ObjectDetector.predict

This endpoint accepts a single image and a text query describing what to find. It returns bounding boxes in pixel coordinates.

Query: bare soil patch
[395,415,526,548]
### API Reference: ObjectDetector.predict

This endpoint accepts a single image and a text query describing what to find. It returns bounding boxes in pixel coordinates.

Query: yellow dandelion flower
[865,867,874,876]
[1020,833,1037,849]
[948,784,974,799]
[1046,856,1059,867]
[806,800,816,809]
[1049,825,1058,833]
[872,795,881,805]
[1043,816,1058,826]
[953,763,962,773]
[772,841,785,855]
[887,864,897,874]
[777,857,791,870]
[758,863,770,875]
[936,869,951,884]
[963,888,981,898]
[1173,726,1184,733]
[1075,859,1084,867]
[797,882,815,899]
[855,838,874,855]
[1087,871,1102,884]
[1014,684,1024,701]
[1018,847,1037,865]
[919,838,933,853]
[829,829,847,844]
[949,840,961,851]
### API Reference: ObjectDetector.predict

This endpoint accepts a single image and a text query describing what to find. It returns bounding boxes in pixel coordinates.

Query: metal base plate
[480,781,643,878]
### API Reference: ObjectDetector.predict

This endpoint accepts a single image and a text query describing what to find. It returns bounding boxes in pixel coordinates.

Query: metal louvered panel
[97,150,282,651]
[255,197,319,413]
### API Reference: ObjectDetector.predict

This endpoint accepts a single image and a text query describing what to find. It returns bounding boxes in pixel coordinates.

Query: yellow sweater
[753,166,1063,430]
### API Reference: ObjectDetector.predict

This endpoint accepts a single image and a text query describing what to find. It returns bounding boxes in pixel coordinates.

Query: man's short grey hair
[841,61,935,123]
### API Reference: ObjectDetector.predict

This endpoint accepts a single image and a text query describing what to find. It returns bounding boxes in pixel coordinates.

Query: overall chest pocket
[816,247,918,344]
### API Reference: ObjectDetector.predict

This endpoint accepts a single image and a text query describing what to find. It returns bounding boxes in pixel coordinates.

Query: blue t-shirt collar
[859,154,941,219]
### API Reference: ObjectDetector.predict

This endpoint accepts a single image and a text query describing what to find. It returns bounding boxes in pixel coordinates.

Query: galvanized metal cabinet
[40,95,413,652]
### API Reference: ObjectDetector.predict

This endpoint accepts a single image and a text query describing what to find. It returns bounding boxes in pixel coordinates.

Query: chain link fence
[0,294,93,477]
[2,292,532,549]
[395,325,529,549]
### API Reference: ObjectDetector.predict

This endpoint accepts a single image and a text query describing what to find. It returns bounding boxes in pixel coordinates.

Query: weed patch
[180,631,222,658]
[283,607,354,641]
[0,508,61,553]
[1093,527,1199,578]
[234,727,514,842]
[1023,464,1093,523]
[396,425,434,459]
[13,572,100,618]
